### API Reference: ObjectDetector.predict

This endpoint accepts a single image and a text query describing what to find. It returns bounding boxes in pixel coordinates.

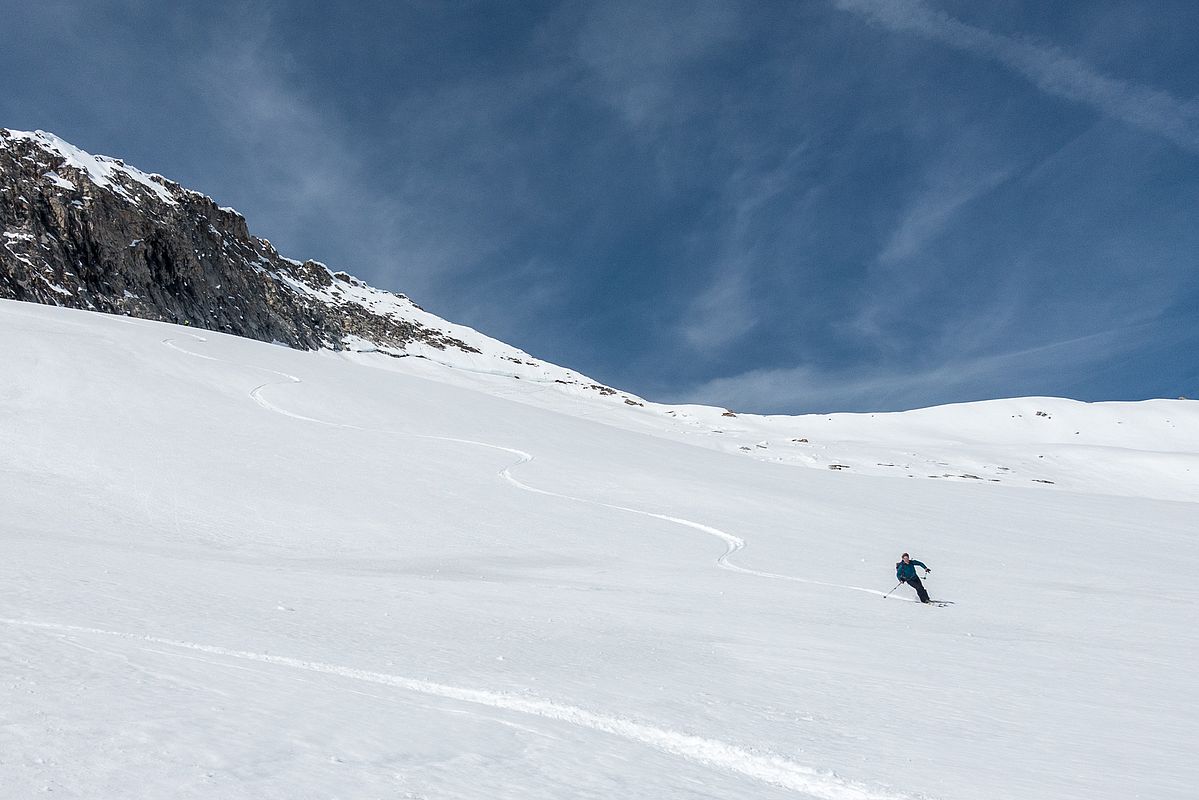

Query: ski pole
[883,582,902,598]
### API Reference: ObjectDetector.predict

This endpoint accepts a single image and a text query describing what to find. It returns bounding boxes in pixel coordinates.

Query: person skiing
[896,553,931,603]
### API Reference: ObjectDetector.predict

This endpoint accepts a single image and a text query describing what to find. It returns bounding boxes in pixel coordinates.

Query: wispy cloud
[379,65,577,280]
[836,0,1199,154]
[678,145,807,351]
[878,164,1011,264]
[848,125,1018,359]
[576,0,741,131]
[190,20,389,266]
[680,268,759,351]
[678,321,1160,413]
[190,17,560,310]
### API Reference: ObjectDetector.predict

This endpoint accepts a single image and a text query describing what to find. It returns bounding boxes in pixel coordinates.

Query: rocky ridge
[0,129,627,400]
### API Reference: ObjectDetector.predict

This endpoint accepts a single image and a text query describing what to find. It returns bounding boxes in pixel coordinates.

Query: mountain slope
[2,300,1196,800]
[0,128,636,402]
[5,128,1196,502]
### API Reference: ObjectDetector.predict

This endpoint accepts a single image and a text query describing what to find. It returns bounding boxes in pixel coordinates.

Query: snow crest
[3,129,178,205]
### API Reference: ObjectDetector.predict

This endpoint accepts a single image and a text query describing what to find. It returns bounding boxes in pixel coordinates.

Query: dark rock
[0,129,475,356]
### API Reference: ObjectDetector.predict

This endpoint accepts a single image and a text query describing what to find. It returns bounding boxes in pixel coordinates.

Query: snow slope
[2,299,1196,799]
[8,127,1195,506]
[360,350,1199,503]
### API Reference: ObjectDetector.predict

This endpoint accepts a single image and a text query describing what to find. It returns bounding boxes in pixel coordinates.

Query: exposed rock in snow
[0,128,629,402]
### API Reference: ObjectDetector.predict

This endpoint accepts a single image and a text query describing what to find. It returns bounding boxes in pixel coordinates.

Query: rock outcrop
[0,129,475,354]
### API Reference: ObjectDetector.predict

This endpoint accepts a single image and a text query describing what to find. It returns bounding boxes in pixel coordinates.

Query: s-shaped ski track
[164,337,907,602]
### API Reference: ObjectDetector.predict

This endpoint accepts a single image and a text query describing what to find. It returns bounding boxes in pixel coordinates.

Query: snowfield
[1,299,1196,800]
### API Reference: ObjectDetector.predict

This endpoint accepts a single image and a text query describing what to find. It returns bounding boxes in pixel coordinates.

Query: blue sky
[3,0,1197,412]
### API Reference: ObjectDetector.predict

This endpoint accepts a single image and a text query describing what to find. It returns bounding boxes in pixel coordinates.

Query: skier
[896,553,931,603]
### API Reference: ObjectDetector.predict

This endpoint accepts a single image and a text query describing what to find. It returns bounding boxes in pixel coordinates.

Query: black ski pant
[903,576,930,603]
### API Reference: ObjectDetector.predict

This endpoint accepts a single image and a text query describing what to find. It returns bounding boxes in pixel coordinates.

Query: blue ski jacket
[896,559,928,581]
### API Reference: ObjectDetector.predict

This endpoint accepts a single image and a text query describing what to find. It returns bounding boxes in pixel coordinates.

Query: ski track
[169,336,905,602]
[32,335,930,798]
[1,618,917,800]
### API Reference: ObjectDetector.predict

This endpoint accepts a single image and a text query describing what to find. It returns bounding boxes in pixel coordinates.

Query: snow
[352,349,1199,503]
[287,260,1199,503]
[35,275,72,296]
[1,298,1196,800]
[2,129,178,205]
[288,264,634,397]
[43,170,77,190]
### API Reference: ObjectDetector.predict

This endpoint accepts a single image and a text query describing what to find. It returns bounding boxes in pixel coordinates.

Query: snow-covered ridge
[3,128,1194,502]
[2,128,178,205]
[0,126,594,387]
[605,395,1198,501]
[0,127,646,407]
[304,268,624,390]
[266,254,638,400]
[351,328,1199,501]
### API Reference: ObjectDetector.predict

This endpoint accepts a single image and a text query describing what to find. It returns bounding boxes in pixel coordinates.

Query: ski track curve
[165,338,904,602]
[0,618,918,800]
[149,337,928,796]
